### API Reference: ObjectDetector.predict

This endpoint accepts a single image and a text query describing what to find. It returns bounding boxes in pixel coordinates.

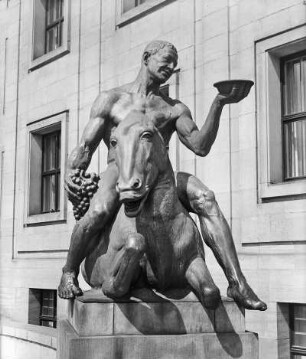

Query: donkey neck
[142,164,181,220]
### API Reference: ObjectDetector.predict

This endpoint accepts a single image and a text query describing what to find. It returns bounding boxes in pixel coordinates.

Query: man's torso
[104,88,182,147]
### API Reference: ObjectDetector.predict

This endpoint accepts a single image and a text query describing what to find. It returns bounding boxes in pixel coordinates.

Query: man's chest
[110,94,178,130]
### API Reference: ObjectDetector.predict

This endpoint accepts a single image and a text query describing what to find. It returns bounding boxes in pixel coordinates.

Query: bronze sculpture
[58,40,266,311]
[82,110,220,308]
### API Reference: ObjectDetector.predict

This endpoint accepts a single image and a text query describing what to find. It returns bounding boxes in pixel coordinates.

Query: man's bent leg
[58,163,120,299]
[185,256,221,309]
[102,233,146,298]
[176,172,267,311]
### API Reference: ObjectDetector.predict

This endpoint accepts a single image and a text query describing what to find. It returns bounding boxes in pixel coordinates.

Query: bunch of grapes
[71,169,100,221]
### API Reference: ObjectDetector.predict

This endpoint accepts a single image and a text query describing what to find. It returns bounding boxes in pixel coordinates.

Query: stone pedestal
[57,289,258,359]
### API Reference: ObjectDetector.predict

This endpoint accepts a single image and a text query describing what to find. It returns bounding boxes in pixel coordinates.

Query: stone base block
[69,288,245,336]
[58,320,258,359]
[58,289,258,359]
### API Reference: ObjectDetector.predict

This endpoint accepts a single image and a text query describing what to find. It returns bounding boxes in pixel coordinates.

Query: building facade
[0,0,305,358]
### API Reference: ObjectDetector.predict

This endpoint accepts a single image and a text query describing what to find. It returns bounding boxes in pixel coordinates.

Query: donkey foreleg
[102,233,146,298]
[185,256,221,309]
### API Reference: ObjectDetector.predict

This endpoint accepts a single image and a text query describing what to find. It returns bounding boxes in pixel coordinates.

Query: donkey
[82,110,221,309]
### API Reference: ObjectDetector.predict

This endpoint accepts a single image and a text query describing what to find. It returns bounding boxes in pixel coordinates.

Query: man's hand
[64,169,82,206]
[65,169,100,220]
[216,84,251,106]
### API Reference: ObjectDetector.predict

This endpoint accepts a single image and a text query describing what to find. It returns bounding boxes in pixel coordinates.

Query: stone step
[58,320,258,359]
[69,288,245,337]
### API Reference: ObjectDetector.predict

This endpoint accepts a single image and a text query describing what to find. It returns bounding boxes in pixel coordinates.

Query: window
[256,27,306,201]
[41,131,61,213]
[290,304,306,358]
[28,289,57,328]
[31,0,70,70]
[45,0,64,54]
[122,0,147,13]
[25,112,67,226]
[282,53,306,181]
[116,0,173,27]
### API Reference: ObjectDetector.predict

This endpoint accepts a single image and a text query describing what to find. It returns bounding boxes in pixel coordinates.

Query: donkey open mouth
[122,192,149,217]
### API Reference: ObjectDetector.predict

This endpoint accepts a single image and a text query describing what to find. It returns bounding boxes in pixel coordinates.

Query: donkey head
[111,110,169,217]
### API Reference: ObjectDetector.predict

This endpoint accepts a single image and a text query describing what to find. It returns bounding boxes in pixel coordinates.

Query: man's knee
[193,189,219,216]
[126,233,146,255]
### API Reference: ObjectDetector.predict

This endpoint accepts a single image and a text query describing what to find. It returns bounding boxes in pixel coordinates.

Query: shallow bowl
[213,79,254,95]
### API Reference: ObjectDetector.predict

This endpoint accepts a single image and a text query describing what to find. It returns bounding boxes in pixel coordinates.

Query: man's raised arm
[65,92,110,204]
[175,87,249,156]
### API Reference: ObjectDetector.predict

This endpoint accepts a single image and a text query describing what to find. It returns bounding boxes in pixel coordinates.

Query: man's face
[146,47,178,84]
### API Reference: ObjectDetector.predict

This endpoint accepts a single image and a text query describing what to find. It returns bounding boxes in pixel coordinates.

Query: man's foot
[58,271,83,299]
[227,280,267,311]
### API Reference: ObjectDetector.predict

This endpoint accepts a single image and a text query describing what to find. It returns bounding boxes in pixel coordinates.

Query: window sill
[117,0,175,27]
[29,45,70,72]
[24,211,66,226]
[260,179,306,202]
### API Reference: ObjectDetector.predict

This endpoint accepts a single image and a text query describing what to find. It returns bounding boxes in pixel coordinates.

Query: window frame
[281,51,306,182]
[29,0,71,72]
[25,111,68,226]
[29,288,57,329]
[116,0,175,27]
[255,26,306,202]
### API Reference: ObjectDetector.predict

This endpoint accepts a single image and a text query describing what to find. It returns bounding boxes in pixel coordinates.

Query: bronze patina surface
[58,40,266,311]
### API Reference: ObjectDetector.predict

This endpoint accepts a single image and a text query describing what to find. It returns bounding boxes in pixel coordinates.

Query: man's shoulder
[170,99,191,116]
[95,83,134,103]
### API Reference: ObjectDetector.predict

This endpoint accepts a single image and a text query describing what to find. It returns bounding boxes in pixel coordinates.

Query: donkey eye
[141,132,153,140]
[110,139,117,147]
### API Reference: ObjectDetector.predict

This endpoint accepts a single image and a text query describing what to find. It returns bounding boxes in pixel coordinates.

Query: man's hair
[143,40,178,58]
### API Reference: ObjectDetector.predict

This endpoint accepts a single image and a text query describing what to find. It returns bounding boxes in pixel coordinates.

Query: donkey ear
[143,52,150,65]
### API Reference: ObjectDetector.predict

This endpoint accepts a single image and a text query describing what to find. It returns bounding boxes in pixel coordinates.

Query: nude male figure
[59,40,266,311]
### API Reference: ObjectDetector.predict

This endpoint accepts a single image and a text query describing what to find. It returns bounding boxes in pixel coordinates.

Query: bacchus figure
[58,40,266,311]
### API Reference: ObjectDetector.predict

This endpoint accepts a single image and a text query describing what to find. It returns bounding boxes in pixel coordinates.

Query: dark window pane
[292,333,306,348]
[47,0,63,25]
[291,304,306,356]
[122,0,137,13]
[122,0,150,13]
[284,119,306,179]
[46,27,55,52]
[46,24,62,53]
[284,56,306,116]
[41,320,55,328]
[45,0,64,54]
[43,134,56,171]
[47,0,55,25]
[284,60,302,115]
[42,174,56,212]
[294,305,306,320]
[41,131,60,213]
[57,0,63,18]
[56,172,61,209]
[294,319,306,333]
